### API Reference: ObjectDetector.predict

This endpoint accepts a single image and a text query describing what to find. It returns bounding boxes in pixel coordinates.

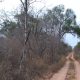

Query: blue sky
[64,34,80,48]
[0,0,80,48]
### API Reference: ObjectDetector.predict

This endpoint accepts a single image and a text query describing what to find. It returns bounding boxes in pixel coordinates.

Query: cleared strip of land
[74,60,80,80]
[49,61,70,80]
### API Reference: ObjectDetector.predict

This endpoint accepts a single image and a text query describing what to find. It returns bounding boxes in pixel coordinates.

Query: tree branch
[20,0,25,8]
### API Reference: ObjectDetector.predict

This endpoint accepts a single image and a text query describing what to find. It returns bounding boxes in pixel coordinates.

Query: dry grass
[37,56,66,79]
[65,61,76,80]
[0,37,69,80]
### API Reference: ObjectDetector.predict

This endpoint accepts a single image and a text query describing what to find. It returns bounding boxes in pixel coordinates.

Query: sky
[64,34,80,48]
[0,0,80,48]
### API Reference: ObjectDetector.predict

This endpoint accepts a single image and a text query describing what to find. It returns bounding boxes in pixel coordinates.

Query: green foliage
[63,19,73,32]
[72,27,80,37]
[0,20,17,36]
[44,5,64,25]
[74,42,80,60]
[63,9,77,33]
[1,5,79,38]
[75,42,80,48]
[43,5,78,38]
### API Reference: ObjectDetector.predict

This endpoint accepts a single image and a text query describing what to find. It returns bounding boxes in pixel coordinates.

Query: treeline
[0,4,77,80]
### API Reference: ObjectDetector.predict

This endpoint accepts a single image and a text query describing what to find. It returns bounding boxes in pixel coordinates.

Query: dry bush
[0,32,68,80]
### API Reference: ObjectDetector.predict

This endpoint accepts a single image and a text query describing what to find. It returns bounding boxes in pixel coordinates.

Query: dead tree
[19,0,31,73]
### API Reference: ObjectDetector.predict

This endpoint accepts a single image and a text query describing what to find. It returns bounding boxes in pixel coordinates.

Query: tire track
[74,60,80,80]
[49,60,70,80]
[65,61,76,80]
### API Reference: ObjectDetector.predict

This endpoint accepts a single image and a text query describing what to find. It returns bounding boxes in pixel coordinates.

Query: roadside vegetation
[74,42,80,60]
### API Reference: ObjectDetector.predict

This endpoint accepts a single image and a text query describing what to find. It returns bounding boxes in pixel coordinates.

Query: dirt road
[74,60,80,80]
[50,60,70,80]
[45,52,80,80]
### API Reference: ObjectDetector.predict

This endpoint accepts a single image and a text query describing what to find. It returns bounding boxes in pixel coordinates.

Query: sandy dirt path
[41,52,80,80]
[49,60,70,80]
[74,60,80,80]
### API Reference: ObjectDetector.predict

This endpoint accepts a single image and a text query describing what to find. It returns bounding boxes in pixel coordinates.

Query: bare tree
[19,0,30,74]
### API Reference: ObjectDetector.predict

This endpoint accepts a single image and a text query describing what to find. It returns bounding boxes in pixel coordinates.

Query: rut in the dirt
[65,60,76,80]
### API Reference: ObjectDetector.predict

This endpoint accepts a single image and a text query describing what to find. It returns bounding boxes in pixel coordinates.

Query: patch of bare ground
[74,60,80,80]
[65,60,76,80]
[37,57,66,80]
